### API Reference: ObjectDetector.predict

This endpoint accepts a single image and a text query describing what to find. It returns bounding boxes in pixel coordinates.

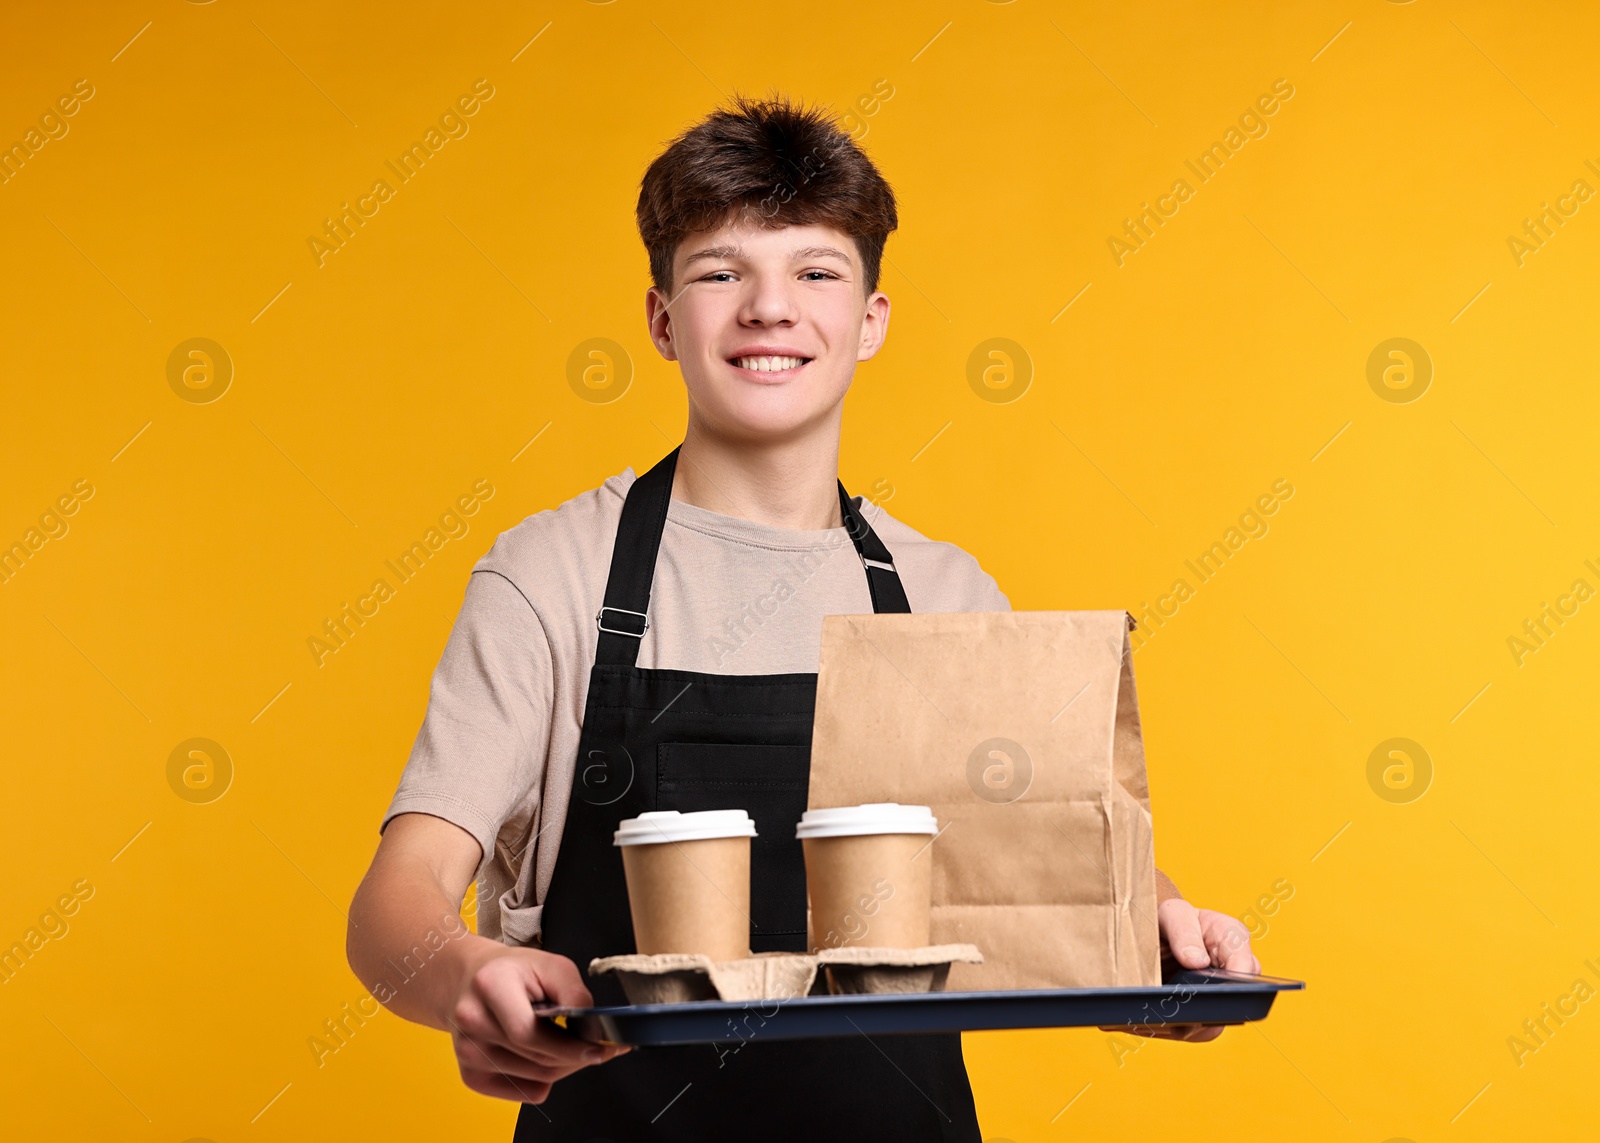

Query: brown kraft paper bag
[808,610,1160,991]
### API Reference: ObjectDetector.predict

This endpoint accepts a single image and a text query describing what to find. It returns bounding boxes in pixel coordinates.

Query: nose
[737,268,799,327]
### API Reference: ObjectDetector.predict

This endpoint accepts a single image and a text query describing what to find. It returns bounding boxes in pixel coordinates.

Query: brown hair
[636,93,898,296]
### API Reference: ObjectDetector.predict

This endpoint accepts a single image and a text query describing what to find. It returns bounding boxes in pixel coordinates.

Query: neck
[669,415,844,530]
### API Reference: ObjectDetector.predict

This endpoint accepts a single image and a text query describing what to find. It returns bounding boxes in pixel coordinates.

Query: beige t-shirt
[383,465,1011,945]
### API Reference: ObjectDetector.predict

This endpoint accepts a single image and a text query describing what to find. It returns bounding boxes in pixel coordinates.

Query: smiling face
[645,219,890,444]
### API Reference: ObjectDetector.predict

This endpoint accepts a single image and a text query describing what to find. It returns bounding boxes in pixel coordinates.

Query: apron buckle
[596,606,650,637]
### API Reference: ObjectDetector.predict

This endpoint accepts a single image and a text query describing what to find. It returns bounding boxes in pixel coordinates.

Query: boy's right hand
[346,814,632,1104]
[449,945,631,1104]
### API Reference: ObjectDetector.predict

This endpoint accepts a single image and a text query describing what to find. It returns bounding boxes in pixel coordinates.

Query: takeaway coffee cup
[796,803,938,952]
[613,809,756,961]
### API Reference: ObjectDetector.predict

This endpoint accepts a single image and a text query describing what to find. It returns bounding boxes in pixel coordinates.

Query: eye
[800,270,839,281]
[700,271,737,283]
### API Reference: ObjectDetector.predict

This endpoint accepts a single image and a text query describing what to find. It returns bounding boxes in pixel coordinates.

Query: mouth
[726,353,814,380]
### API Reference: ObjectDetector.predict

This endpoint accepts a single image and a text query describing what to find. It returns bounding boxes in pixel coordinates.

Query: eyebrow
[680,243,854,269]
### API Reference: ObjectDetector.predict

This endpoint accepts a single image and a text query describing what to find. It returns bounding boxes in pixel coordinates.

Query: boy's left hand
[1101,898,1260,1043]
[1159,896,1260,976]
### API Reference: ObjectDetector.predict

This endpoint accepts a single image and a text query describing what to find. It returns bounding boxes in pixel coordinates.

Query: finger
[1100,1020,1199,1039]
[1102,1024,1161,1040]
[473,961,541,1046]
[498,1018,603,1070]
[493,1033,632,1072]
[1206,924,1259,973]
[1136,1023,1226,1042]
[477,963,595,1067]
[457,1036,600,1084]
[528,954,595,1009]
[1219,949,1262,974]
[1158,900,1209,970]
[453,987,587,1069]
[1166,1024,1224,1043]
[460,1067,553,1105]
[1218,944,1258,972]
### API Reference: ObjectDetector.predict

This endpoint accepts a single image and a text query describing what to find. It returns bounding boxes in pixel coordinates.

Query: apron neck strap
[594,446,911,667]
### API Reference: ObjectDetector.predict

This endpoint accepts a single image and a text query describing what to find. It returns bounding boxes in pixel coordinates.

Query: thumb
[523,952,594,1009]
[1158,898,1209,970]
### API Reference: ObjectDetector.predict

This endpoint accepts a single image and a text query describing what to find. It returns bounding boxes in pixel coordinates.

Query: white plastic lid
[794,803,938,839]
[613,809,758,846]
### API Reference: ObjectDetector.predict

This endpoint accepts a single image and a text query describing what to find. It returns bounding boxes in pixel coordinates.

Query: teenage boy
[348,94,1258,1142]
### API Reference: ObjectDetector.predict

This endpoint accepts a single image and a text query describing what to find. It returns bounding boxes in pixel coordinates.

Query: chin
[690,375,849,442]
[699,394,836,443]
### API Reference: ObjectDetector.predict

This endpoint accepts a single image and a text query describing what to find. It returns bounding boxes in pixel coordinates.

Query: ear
[855,290,891,362]
[645,284,679,362]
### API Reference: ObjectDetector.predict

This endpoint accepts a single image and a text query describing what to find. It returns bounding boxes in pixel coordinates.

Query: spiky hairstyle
[635,93,898,295]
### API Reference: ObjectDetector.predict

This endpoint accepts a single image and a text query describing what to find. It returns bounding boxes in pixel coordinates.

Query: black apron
[514,446,980,1143]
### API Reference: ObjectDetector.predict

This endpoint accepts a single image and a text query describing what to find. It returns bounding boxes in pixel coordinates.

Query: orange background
[2,1,1596,1139]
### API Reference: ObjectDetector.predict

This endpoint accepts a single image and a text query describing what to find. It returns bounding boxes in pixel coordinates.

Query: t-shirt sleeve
[957,551,1012,612]
[982,569,1012,611]
[381,568,554,869]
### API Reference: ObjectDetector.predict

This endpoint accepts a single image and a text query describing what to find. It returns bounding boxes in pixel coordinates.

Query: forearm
[347,846,498,1031]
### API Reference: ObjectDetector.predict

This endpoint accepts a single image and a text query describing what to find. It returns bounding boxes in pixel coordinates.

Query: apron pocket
[657,741,810,950]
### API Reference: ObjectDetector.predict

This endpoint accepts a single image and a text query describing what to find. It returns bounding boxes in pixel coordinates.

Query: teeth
[734,355,805,372]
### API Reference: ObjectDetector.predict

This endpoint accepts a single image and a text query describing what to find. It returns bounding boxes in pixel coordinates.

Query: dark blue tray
[543,969,1303,1047]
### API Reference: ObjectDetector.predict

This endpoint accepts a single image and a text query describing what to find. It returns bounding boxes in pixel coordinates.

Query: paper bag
[808,610,1160,991]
